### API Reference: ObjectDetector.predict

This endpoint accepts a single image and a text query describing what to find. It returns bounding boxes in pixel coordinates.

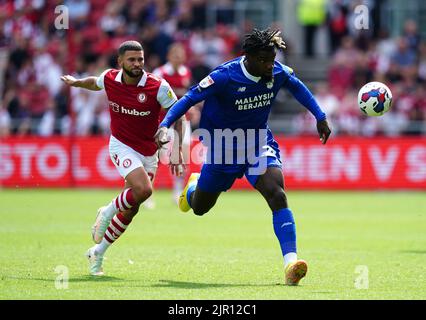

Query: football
[357,81,393,116]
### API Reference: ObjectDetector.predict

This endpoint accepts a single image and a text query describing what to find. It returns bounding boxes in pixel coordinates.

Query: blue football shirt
[187,56,293,133]
[160,55,326,165]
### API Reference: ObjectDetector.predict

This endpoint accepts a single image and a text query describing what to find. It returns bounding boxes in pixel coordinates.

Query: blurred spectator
[418,42,426,82]
[391,37,417,71]
[38,97,56,136]
[71,87,106,135]
[4,86,31,135]
[336,90,362,135]
[99,1,126,37]
[189,53,212,83]
[375,28,397,75]
[189,29,227,69]
[326,0,349,53]
[33,47,63,97]
[314,82,340,119]
[403,85,426,135]
[95,104,111,136]
[297,0,327,57]
[64,0,90,29]
[294,82,340,135]
[402,20,421,54]
[54,85,71,135]
[7,35,30,72]
[70,63,107,135]
[0,102,11,137]
[20,80,50,119]
[215,0,235,25]
[328,52,355,98]
[4,7,35,40]
[140,24,173,64]
[190,0,208,30]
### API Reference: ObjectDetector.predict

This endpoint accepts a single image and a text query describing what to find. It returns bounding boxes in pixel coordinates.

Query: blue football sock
[186,184,196,208]
[273,208,297,257]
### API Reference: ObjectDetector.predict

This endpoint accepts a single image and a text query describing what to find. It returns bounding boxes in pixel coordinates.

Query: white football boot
[86,246,104,276]
[91,206,111,244]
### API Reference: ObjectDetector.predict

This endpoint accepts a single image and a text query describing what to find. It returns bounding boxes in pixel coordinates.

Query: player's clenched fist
[317,119,331,145]
[154,126,170,149]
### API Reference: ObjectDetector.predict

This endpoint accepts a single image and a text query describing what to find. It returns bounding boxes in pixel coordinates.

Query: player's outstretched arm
[153,111,186,147]
[60,75,102,91]
[173,115,185,151]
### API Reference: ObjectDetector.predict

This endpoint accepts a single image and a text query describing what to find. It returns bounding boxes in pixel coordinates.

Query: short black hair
[118,41,143,55]
[243,28,286,54]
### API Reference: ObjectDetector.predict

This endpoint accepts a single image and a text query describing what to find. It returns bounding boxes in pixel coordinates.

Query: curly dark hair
[242,28,286,54]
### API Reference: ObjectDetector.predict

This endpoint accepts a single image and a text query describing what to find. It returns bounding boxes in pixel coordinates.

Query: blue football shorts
[197,139,282,193]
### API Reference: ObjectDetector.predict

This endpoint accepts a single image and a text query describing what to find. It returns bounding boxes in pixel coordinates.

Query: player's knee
[132,185,153,203]
[266,187,288,209]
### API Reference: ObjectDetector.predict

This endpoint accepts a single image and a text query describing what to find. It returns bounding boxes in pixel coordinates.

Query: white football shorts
[109,135,159,180]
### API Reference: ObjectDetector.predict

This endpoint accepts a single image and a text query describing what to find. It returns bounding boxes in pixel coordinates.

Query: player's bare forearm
[60,75,102,91]
[168,116,186,176]
[173,116,185,148]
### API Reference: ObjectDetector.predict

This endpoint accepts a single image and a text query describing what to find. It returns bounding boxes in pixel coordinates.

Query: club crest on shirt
[123,159,132,168]
[266,81,274,89]
[199,75,214,89]
[137,93,147,103]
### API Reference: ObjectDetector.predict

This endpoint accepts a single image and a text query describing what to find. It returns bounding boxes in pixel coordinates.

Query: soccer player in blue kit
[155,29,331,285]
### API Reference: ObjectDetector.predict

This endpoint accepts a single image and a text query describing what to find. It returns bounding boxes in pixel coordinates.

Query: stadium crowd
[295,1,426,136]
[0,0,424,137]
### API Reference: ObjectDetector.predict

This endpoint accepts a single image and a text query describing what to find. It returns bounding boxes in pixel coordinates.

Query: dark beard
[123,67,142,78]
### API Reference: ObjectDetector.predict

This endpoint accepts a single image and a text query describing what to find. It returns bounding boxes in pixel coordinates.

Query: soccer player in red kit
[61,41,184,276]
[153,43,193,203]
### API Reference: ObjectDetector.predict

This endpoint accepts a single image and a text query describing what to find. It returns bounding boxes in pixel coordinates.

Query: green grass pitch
[0,188,425,300]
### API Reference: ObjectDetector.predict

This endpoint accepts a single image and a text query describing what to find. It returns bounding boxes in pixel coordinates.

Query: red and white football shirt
[97,69,177,156]
[153,63,192,122]
[152,63,192,98]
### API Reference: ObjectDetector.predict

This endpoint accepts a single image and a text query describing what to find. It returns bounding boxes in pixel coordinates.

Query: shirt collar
[240,56,261,83]
[114,69,148,86]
